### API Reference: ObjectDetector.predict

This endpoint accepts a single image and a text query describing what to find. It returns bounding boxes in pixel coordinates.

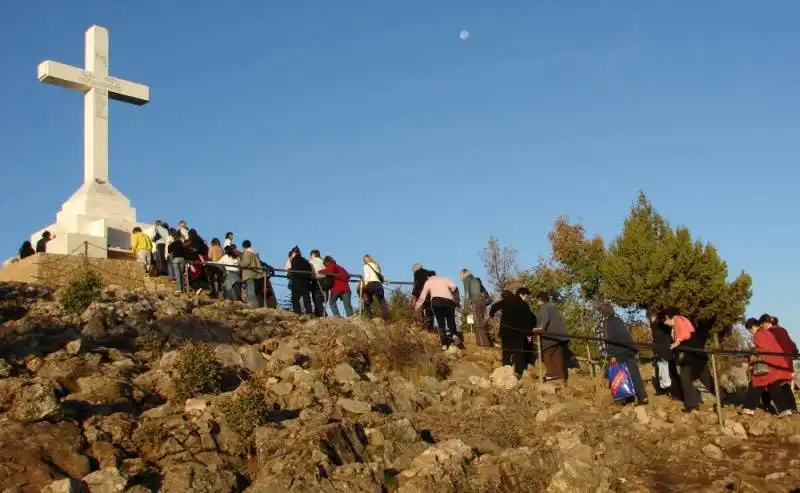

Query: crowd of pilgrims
[16,221,799,416]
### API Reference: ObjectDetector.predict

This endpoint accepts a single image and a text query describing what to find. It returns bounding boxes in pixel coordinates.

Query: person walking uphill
[533,292,570,382]
[461,269,492,347]
[131,227,153,274]
[663,308,714,413]
[416,275,463,349]
[288,248,314,315]
[743,318,797,416]
[599,303,648,404]
[167,230,187,293]
[239,240,265,307]
[412,264,436,331]
[489,288,536,377]
[151,220,169,275]
[319,256,354,317]
[309,249,327,317]
[648,308,676,396]
[362,255,390,321]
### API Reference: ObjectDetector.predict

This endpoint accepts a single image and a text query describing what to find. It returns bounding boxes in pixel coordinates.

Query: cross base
[31,180,152,258]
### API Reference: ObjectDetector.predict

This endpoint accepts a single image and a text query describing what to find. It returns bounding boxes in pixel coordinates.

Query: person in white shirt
[224,232,235,249]
[309,249,327,317]
[178,220,190,241]
[361,255,390,321]
[218,246,241,301]
[150,220,169,276]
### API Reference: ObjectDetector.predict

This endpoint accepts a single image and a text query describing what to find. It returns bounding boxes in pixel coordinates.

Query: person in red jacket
[743,318,797,416]
[766,315,798,356]
[319,256,354,317]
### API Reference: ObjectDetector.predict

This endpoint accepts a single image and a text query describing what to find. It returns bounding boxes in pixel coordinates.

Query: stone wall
[0,253,174,292]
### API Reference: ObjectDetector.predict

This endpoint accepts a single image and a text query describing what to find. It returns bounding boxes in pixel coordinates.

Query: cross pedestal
[31,25,151,258]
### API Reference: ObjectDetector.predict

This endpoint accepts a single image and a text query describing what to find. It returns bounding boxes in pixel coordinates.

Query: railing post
[83,241,88,266]
[586,345,594,379]
[537,335,544,381]
[711,332,725,427]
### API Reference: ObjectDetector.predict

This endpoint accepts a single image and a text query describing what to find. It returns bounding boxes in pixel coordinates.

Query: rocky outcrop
[0,282,798,493]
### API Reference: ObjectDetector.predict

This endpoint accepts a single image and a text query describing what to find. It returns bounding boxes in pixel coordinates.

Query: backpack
[477,277,492,306]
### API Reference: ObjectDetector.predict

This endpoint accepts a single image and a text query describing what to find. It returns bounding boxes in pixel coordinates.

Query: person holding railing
[664,308,715,413]
[461,269,492,347]
[288,247,314,315]
[648,308,676,397]
[412,264,436,331]
[217,246,241,301]
[239,240,264,307]
[206,238,225,298]
[150,220,169,276]
[309,249,327,317]
[167,230,187,293]
[489,289,536,377]
[599,302,648,405]
[415,274,463,349]
[361,255,390,321]
[319,256,354,318]
[742,317,797,416]
[533,292,570,383]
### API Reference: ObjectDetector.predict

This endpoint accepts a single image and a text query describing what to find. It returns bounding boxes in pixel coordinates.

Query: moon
[460,30,469,40]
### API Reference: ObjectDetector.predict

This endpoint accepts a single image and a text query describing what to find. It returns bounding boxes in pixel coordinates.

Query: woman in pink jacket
[415,276,463,349]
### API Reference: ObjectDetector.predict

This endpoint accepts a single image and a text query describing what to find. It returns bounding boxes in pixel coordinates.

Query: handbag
[752,356,770,377]
[606,361,636,401]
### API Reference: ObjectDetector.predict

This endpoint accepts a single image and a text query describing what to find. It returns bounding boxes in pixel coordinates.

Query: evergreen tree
[601,192,752,337]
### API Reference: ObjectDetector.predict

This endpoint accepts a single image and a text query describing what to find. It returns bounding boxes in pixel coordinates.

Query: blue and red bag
[606,362,635,401]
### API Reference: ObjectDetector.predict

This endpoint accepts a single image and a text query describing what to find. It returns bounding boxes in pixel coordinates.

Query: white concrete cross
[37,25,150,184]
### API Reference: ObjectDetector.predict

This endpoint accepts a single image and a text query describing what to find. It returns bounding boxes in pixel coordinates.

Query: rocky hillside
[0,282,798,493]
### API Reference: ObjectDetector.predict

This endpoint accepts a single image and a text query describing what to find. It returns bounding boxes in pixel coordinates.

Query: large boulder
[0,421,91,491]
[8,378,60,423]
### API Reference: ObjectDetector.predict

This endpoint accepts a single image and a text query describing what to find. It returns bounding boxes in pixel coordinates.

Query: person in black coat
[288,248,314,315]
[649,308,677,396]
[600,302,648,404]
[489,288,536,377]
[412,264,436,331]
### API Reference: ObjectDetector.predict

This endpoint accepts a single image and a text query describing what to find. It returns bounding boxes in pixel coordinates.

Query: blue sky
[1,2,799,339]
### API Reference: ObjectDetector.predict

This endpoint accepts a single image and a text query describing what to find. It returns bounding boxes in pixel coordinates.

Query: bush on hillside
[218,379,275,451]
[174,342,223,399]
[135,327,167,357]
[59,268,103,315]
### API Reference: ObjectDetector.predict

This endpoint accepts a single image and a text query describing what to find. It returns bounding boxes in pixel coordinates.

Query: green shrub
[218,381,273,446]
[174,342,223,399]
[60,268,103,314]
[135,327,167,356]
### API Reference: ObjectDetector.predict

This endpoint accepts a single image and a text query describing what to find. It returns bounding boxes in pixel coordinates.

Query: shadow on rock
[152,315,234,345]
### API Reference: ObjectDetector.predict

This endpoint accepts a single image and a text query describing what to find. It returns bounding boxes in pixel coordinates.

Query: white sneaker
[741,409,755,416]
[779,410,794,417]
[441,345,448,351]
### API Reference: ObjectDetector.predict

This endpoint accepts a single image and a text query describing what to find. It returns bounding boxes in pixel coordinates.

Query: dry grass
[367,323,450,380]
[310,319,449,380]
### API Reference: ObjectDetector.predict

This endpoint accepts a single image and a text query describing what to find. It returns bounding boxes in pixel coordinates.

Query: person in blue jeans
[167,230,187,293]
